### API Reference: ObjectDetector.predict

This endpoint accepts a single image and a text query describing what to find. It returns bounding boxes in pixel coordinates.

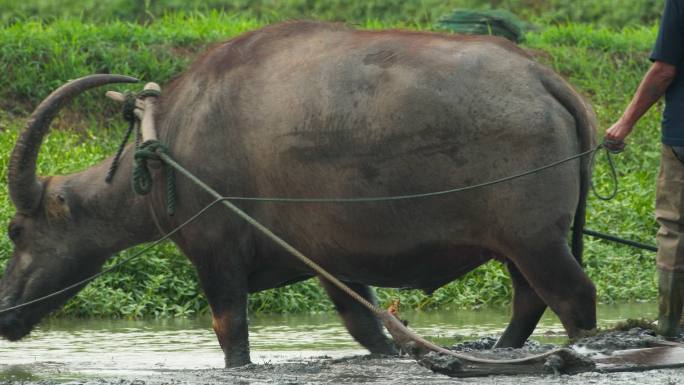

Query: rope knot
[133,140,176,216]
[122,91,138,122]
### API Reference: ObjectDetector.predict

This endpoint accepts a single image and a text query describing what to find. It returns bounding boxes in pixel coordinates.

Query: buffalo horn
[8,74,139,212]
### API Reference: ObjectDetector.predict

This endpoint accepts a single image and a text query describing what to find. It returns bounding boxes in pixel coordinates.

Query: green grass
[0,12,664,317]
[0,0,665,27]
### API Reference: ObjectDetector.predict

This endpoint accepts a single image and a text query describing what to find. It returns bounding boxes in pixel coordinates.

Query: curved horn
[8,74,139,212]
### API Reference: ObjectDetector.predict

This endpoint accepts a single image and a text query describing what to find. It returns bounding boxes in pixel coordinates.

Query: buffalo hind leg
[509,239,596,338]
[494,262,547,348]
[319,278,397,355]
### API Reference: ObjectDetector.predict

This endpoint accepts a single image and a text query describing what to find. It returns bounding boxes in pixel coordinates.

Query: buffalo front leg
[508,239,596,338]
[319,278,397,355]
[494,262,547,348]
[195,263,251,367]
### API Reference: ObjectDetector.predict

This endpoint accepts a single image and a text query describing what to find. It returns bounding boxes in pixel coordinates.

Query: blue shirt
[651,0,684,145]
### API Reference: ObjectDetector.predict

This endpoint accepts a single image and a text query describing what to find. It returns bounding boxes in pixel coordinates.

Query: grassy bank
[0,13,663,317]
[0,0,664,28]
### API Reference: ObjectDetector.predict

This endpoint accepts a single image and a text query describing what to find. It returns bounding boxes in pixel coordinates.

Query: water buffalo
[0,21,597,367]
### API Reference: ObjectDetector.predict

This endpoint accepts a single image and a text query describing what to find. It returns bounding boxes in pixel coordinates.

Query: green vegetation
[0,0,664,27]
[0,2,666,317]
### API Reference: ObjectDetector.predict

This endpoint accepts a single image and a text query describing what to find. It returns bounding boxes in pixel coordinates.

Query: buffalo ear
[44,191,71,221]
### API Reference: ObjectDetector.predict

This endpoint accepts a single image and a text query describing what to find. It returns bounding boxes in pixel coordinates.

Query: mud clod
[573,327,669,354]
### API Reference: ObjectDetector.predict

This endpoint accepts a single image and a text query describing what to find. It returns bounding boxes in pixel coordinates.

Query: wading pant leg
[655,145,684,337]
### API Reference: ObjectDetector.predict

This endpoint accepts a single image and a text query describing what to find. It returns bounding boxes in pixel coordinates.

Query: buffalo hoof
[224,356,252,368]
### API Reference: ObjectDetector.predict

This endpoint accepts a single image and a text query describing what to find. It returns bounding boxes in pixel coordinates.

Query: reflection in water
[0,303,656,380]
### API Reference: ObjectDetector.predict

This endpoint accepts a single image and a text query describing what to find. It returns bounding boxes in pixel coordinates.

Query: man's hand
[605,120,634,142]
[604,120,632,152]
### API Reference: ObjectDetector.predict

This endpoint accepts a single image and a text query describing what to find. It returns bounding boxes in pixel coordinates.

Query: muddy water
[1,302,681,384]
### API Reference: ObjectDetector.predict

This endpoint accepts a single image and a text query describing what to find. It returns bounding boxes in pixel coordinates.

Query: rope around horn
[106,88,164,185]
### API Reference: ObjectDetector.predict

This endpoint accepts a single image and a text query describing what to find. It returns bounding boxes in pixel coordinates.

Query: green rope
[198,145,603,204]
[130,139,619,224]
[106,91,138,183]
[130,143,617,210]
[590,146,619,201]
[133,140,176,216]
[122,90,138,121]
[166,160,176,216]
[106,89,162,184]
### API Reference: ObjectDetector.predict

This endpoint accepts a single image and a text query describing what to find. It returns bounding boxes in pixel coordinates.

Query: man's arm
[605,61,677,144]
[605,0,682,148]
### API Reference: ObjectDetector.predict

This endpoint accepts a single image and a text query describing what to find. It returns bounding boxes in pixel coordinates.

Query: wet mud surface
[1,310,681,385]
[4,329,683,385]
[5,355,683,385]
[573,327,662,353]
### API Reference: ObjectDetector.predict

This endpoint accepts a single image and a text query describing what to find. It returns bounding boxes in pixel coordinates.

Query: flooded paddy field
[1,302,682,384]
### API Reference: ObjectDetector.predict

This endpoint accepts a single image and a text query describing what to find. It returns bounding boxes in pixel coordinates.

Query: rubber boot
[657,269,684,338]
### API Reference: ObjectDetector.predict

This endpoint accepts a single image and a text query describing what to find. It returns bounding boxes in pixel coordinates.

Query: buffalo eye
[8,223,22,242]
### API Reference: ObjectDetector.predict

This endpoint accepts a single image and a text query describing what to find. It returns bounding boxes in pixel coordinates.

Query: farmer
[605,0,683,337]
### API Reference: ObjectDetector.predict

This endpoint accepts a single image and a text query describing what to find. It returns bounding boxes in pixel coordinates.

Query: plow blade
[594,345,684,372]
